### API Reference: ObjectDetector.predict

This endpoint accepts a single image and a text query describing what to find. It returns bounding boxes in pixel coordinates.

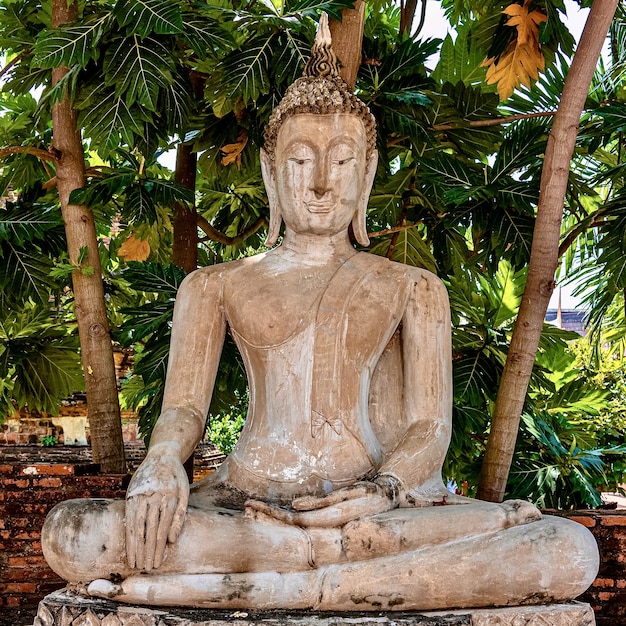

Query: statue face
[268,114,374,238]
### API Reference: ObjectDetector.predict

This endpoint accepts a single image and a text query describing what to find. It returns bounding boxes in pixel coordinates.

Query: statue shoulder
[178,255,265,298]
[403,265,447,293]
[359,253,447,295]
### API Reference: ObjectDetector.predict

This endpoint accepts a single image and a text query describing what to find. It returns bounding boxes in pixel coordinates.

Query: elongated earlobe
[260,149,282,246]
[352,150,378,247]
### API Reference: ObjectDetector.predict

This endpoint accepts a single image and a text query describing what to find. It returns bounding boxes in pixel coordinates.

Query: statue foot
[88,579,123,599]
[501,499,542,527]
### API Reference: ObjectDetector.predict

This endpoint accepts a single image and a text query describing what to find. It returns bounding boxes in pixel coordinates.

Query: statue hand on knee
[125,443,189,571]
[245,480,398,528]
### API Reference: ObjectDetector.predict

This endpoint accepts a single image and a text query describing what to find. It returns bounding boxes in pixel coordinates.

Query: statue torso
[192,252,412,505]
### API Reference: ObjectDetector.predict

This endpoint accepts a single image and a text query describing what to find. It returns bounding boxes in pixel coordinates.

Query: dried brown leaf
[118,233,150,262]
[221,131,248,169]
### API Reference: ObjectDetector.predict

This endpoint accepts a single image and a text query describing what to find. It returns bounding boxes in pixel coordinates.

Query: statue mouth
[306,202,335,213]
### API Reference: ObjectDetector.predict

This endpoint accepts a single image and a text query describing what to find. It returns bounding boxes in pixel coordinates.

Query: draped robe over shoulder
[193,252,414,505]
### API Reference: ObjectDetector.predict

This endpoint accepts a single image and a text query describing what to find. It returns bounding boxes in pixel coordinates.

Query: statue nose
[309,161,330,198]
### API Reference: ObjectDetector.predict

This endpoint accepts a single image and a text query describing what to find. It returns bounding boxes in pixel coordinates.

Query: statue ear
[260,148,282,246]
[352,150,378,247]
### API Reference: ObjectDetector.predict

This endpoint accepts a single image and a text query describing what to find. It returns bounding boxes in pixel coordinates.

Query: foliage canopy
[2,0,626,506]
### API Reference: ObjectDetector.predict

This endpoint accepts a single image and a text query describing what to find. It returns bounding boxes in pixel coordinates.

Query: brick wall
[564,510,626,626]
[0,410,139,446]
[0,462,129,609]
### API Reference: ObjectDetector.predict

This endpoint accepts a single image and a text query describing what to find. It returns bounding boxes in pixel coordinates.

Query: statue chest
[222,255,411,360]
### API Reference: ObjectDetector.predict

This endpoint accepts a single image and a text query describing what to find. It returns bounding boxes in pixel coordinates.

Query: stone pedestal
[34,589,595,626]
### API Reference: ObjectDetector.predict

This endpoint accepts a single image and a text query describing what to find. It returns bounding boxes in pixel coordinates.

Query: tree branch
[368,223,416,238]
[0,51,28,82]
[0,146,57,163]
[196,215,267,246]
[558,214,608,258]
[432,111,557,132]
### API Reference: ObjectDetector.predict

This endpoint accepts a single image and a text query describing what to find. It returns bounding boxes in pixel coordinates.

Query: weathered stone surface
[39,14,598,616]
[35,591,595,626]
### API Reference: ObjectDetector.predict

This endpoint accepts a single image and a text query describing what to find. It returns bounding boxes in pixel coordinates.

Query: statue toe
[88,579,123,599]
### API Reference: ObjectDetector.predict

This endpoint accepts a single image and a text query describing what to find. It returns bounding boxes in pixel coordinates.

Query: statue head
[261,14,378,247]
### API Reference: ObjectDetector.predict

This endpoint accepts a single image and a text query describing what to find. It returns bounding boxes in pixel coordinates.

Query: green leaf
[12,343,84,415]
[219,33,276,104]
[181,12,233,59]
[284,0,357,20]
[104,35,174,110]
[421,153,476,188]
[369,227,438,273]
[453,352,500,405]
[124,184,157,223]
[133,334,170,384]
[433,34,456,85]
[377,38,440,89]
[77,86,148,157]
[145,179,194,207]
[33,15,111,69]
[118,304,173,343]
[122,261,185,295]
[113,0,183,37]
[160,70,192,136]
[593,103,626,135]
[545,379,610,416]
[0,241,58,304]
[69,168,138,207]
[433,25,490,87]
[491,119,549,183]
[0,204,63,246]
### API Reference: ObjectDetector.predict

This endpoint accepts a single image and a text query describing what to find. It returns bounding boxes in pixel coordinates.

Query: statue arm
[375,270,453,505]
[150,268,228,458]
[125,268,227,571]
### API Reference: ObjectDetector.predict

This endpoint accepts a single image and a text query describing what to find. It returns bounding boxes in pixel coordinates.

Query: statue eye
[289,158,310,165]
[334,157,355,166]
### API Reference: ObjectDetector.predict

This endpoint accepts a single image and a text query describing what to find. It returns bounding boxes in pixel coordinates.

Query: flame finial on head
[303,13,339,78]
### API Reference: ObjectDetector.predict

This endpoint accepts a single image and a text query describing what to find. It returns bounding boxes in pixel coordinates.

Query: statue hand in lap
[246,478,399,528]
[41,13,599,612]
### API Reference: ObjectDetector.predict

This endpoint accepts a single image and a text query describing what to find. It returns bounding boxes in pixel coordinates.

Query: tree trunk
[173,144,198,273]
[52,0,126,474]
[329,1,366,90]
[399,0,419,36]
[477,0,619,502]
[172,143,198,482]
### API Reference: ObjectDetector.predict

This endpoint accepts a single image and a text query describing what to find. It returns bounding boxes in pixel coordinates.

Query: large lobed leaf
[12,344,84,415]
[0,204,63,246]
[104,35,175,111]
[113,0,183,37]
[219,33,275,104]
[33,15,112,69]
[0,241,59,305]
[122,261,185,296]
[77,86,149,157]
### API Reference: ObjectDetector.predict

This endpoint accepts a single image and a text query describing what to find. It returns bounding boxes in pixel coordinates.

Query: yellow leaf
[221,131,248,169]
[118,233,151,262]
[503,0,546,45]
[481,0,546,100]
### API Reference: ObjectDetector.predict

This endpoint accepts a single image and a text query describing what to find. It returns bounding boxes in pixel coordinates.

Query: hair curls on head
[263,14,377,163]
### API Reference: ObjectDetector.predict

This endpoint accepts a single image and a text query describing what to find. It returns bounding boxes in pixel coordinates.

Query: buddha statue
[42,15,599,612]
